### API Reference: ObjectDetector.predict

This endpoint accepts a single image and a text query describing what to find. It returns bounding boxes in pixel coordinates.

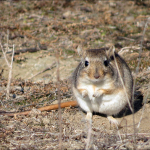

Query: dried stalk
[0,43,10,67]
[112,46,131,143]
[1,43,15,100]
[7,30,9,52]
[7,45,15,100]
[56,50,62,150]
[113,46,133,112]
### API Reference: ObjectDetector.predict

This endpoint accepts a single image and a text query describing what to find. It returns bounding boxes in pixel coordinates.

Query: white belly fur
[73,83,127,115]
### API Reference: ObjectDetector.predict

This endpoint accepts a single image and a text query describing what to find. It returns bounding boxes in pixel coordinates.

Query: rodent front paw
[93,90,103,98]
[82,90,88,98]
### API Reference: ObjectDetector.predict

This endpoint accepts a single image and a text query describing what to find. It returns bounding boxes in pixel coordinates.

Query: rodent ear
[77,45,86,57]
[77,45,82,56]
[106,45,115,58]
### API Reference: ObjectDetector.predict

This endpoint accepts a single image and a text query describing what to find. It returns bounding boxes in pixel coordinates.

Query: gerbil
[72,46,133,126]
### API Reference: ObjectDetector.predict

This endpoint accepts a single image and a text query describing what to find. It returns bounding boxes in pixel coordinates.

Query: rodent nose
[94,68,100,79]
[94,74,100,79]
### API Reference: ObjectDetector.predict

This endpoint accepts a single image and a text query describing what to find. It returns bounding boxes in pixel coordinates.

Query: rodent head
[79,47,115,82]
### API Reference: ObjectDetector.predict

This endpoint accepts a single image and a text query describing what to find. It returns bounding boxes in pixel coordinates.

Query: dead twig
[6,47,40,55]
[0,100,77,116]
[134,70,150,78]
[117,36,135,41]
[9,34,24,40]
[120,133,150,136]
[28,62,56,80]
[0,69,4,78]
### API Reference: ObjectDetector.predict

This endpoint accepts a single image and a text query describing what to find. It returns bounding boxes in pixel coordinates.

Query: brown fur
[72,46,133,109]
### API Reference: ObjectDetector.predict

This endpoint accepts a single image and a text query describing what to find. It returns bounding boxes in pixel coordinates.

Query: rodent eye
[104,60,109,67]
[110,55,114,60]
[85,61,89,67]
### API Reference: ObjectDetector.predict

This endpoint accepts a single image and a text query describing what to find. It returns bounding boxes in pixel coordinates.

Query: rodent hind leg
[85,112,92,121]
[107,115,119,128]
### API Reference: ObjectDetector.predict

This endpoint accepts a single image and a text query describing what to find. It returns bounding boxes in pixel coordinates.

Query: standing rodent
[72,46,133,125]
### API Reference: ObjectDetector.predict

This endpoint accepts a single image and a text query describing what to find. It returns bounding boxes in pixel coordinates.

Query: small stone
[80,7,92,12]
[109,2,116,7]
[13,94,16,99]
[42,117,50,125]
[78,15,88,21]
[137,21,145,27]
[62,11,72,19]
[126,16,134,22]
[80,29,99,39]
[29,108,41,115]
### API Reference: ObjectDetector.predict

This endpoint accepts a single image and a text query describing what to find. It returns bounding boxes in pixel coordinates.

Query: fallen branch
[117,36,135,41]
[6,47,40,55]
[0,101,78,117]
[9,34,24,40]
[28,62,56,80]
